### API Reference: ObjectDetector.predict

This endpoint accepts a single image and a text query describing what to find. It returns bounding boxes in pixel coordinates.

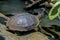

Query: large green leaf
[49,1,60,20]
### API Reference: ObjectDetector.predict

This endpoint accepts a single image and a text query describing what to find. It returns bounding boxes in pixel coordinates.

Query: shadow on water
[7,29,36,36]
[0,17,7,25]
[5,14,14,17]
[0,35,5,40]
[51,25,60,32]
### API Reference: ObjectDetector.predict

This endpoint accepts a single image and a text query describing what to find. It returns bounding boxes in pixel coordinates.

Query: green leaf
[48,1,60,20]
[51,0,56,2]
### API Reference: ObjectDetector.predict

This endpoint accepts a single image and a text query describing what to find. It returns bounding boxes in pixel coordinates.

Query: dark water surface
[0,0,25,15]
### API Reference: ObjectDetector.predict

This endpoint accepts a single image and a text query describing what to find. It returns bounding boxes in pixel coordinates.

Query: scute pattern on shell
[7,13,39,31]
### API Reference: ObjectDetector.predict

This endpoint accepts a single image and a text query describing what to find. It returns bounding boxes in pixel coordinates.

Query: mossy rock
[18,32,49,40]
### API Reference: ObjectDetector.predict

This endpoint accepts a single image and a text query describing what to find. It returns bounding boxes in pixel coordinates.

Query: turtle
[6,8,45,31]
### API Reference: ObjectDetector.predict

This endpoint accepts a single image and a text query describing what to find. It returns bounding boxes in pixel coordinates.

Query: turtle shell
[7,13,39,31]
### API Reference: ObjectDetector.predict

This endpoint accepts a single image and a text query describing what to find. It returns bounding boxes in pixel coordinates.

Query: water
[0,0,25,15]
